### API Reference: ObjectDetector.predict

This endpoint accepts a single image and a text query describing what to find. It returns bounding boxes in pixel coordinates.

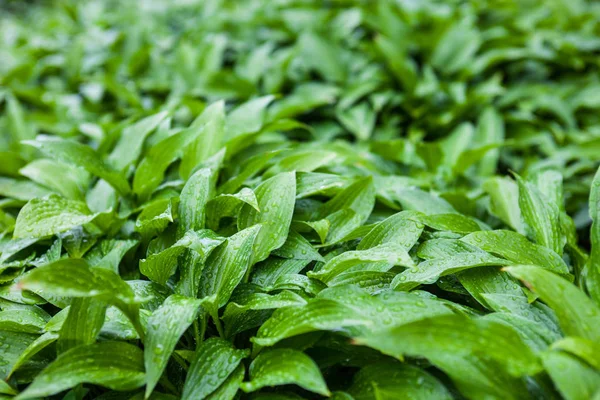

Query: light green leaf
[238,172,296,263]
[358,211,423,250]
[588,166,600,304]
[516,174,562,255]
[133,123,207,201]
[552,337,600,370]
[108,111,169,171]
[180,101,225,179]
[178,168,213,234]
[506,265,600,342]
[392,252,510,291]
[309,243,414,283]
[252,300,368,347]
[182,338,249,400]
[8,331,58,378]
[23,137,130,195]
[241,348,330,396]
[14,195,97,239]
[461,230,570,276]
[15,341,145,399]
[145,295,202,398]
[542,351,600,400]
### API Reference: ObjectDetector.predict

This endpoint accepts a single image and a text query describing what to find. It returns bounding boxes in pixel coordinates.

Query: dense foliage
[1,0,600,399]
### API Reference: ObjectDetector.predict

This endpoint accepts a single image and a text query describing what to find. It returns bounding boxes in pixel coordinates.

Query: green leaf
[145,295,202,398]
[133,123,208,201]
[15,341,145,399]
[355,314,540,377]
[552,337,600,370]
[357,211,423,250]
[0,331,37,379]
[252,300,367,347]
[483,177,524,234]
[23,137,130,196]
[392,252,510,291]
[182,338,249,400]
[18,259,144,338]
[238,172,296,263]
[309,243,414,283]
[8,331,59,377]
[180,101,225,179]
[506,265,600,342]
[516,174,562,255]
[178,168,213,234]
[542,351,600,400]
[206,188,259,230]
[205,364,245,400]
[57,297,106,353]
[14,195,97,239]
[348,361,452,400]
[461,230,570,276]
[241,348,330,396]
[108,111,169,171]
[272,230,324,262]
[0,177,55,201]
[141,230,224,285]
[588,166,600,304]
[198,225,261,313]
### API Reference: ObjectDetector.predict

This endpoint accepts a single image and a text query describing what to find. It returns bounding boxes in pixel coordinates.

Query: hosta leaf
[355,314,540,377]
[347,361,452,400]
[18,259,144,337]
[180,101,225,179]
[23,137,130,195]
[461,230,570,276]
[8,331,59,377]
[483,177,524,234]
[552,337,600,370]
[542,351,600,400]
[506,265,600,342]
[199,225,261,313]
[252,300,368,347]
[0,331,37,379]
[57,297,106,353]
[140,229,224,285]
[205,364,245,400]
[145,295,202,397]
[272,230,324,261]
[14,195,97,239]
[238,172,296,263]
[516,174,562,255]
[182,338,249,400]
[309,243,414,283]
[357,211,423,250]
[0,177,55,201]
[16,341,145,399]
[392,252,510,291]
[316,176,375,223]
[178,168,213,234]
[241,348,330,396]
[588,166,600,304]
[206,188,259,230]
[133,123,207,201]
[108,111,169,171]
